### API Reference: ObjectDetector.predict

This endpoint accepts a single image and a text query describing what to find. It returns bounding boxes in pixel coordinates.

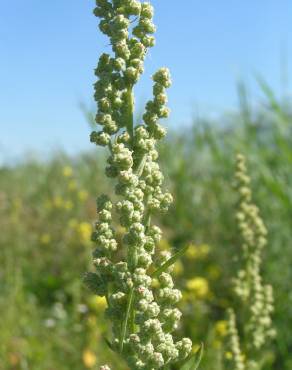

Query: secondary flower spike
[225,154,275,370]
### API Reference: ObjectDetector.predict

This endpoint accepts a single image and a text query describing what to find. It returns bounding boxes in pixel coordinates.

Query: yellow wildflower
[40,233,51,245]
[225,351,233,360]
[185,244,198,259]
[77,222,92,243]
[95,296,107,310]
[78,190,88,201]
[87,296,107,312]
[63,166,73,177]
[215,320,228,337]
[185,243,210,260]
[200,243,210,255]
[186,277,209,299]
[82,349,97,368]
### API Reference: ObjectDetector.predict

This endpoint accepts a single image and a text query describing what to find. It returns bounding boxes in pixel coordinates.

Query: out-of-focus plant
[224,154,275,370]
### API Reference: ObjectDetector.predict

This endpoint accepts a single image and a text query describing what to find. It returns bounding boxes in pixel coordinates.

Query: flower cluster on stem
[84,1,192,369]
[225,154,275,370]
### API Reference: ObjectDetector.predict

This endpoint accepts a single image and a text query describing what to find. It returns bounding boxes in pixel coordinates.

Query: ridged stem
[125,85,134,147]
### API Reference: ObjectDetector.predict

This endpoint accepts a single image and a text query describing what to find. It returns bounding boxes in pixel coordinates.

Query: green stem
[124,208,151,344]
[119,286,134,354]
[135,154,147,175]
[129,297,136,334]
[125,85,134,147]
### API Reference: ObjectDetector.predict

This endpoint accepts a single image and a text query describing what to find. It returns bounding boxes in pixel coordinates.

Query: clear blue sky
[1,1,291,162]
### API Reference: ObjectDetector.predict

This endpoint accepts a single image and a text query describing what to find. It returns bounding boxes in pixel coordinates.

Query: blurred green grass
[1,78,292,369]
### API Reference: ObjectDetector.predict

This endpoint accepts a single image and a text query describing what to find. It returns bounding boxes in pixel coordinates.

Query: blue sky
[0,0,291,161]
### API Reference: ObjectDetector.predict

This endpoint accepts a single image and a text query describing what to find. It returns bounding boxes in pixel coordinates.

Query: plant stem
[119,287,134,354]
[125,85,134,147]
[120,84,135,354]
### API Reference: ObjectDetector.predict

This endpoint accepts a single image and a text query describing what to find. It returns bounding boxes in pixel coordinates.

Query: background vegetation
[1,79,291,369]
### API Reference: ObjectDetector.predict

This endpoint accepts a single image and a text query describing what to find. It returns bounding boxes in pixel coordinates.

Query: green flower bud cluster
[226,154,275,370]
[226,309,245,370]
[90,0,156,145]
[85,1,192,369]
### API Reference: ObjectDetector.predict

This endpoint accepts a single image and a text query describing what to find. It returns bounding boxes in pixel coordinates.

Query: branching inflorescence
[226,154,275,370]
[84,1,192,369]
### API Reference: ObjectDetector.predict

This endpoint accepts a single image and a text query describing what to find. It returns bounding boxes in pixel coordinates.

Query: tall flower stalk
[84,1,192,369]
[225,154,275,370]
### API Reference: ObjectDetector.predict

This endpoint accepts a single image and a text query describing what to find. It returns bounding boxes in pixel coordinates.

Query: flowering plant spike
[225,154,275,370]
[84,1,192,369]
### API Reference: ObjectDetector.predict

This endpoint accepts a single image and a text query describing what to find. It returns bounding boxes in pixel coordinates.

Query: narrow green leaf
[191,343,204,370]
[103,337,114,352]
[151,244,190,278]
[119,287,134,353]
[79,101,96,129]
[255,73,288,125]
[180,343,204,370]
[236,78,252,126]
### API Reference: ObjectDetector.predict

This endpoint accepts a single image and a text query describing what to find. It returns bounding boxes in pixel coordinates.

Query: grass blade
[103,337,114,352]
[151,244,190,278]
[236,78,252,126]
[181,343,204,370]
[255,73,288,125]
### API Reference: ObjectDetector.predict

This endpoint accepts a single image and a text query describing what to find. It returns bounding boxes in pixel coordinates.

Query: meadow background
[1,1,292,370]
